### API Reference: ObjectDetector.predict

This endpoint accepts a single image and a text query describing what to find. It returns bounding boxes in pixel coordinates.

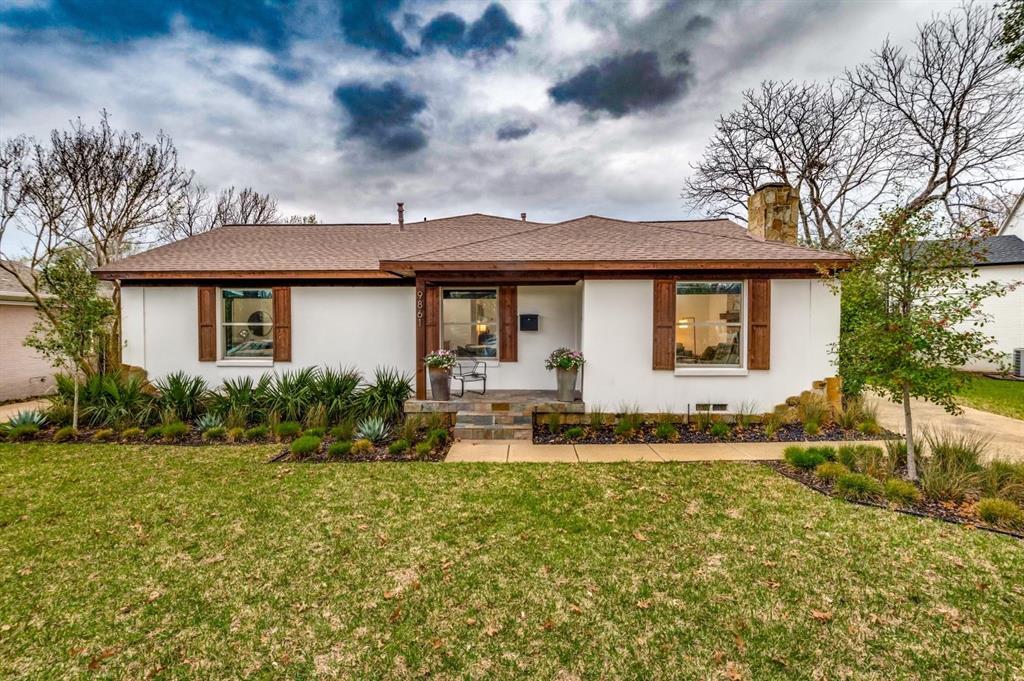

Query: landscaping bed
[534,421,892,445]
[766,441,1024,539]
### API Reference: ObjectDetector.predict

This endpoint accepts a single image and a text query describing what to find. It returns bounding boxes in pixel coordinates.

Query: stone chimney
[397,202,405,231]
[520,212,527,221]
[747,182,799,244]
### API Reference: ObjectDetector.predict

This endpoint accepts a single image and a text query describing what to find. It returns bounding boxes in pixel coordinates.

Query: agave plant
[355,415,391,443]
[196,413,224,432]
[357,367,413,424]
[313,366,363,424]
[5,410,47,428]
[155,371,208,422]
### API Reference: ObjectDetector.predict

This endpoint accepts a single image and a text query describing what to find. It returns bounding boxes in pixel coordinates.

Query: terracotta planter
[428,366,451,401]
[556,367,578,402]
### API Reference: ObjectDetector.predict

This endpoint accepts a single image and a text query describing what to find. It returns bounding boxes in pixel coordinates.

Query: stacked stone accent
[747,182,800,245]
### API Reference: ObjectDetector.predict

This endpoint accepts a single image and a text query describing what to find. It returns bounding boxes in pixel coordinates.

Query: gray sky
[0,0,958,228]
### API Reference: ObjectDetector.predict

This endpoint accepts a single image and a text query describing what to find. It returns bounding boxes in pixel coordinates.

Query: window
[442,289,498,359]
[222,288,273,358]
[675,281,743,367]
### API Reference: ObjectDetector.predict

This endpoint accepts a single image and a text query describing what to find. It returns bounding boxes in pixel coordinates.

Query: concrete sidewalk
[0,399,48,423]
[445,439,885,463]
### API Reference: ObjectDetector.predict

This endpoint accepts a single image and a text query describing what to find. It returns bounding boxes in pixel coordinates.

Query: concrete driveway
[0,399,48,423]
[869,394,1023,461]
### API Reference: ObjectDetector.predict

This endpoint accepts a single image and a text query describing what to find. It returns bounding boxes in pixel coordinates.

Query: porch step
[453,423,533,440]
[455,411,533,426]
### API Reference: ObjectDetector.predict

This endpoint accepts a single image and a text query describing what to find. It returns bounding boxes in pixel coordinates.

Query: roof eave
[379,258,853,276]
[94,269,403,281]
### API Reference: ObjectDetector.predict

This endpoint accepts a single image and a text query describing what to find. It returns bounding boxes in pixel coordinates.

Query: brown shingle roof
[95,213,849,279]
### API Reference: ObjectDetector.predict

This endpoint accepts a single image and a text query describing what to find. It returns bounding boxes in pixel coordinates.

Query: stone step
[455,411,533,426]
[453,423,533,440]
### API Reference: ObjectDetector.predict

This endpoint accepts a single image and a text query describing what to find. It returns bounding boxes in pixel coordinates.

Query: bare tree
[684,4,1024,247]
[161,184,281,241]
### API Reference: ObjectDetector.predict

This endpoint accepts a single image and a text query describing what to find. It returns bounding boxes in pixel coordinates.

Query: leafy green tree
[25,249,114,429]
[1002,0,1024,67]
[831,210,1012,479]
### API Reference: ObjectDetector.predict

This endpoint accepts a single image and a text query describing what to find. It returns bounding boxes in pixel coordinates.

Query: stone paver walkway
[869,394,1023,461]
[445,440,885,463]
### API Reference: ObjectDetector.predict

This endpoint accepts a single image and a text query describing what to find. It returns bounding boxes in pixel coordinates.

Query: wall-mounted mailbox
[519,313,539,331]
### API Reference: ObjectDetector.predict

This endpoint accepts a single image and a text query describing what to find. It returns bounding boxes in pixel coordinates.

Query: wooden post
[415,278,426,400]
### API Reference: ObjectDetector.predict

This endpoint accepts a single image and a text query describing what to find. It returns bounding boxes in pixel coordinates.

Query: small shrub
[835,396,863,430]
[304,427,326,438]
[834,472,884,501]
[545,412,562,435]
[588,406,606,430]
[53,426,77,443]
[838,444,892,479]
[654,422,678,441]
[924,427,988,472]
[244,425,270,441]
[120,427,143,441]
[815,461,849,481]
[351,439,375,456]
[613,419,634,436]
[856,417,881,435]
[304,402,328,430]
[91,428,116,442]
[328,440,352,458]
[806,445,837,462]
[761,410,783,439]
[275,421,302,441]
[388,439,410,455]
[355,416,391,443]
[425,411,446,432]
[784,446,827,470]
[202,426,227,441]
[798,392,830,428]
[976,497,1024,530]
[330,421,355,441]
[161,421,189,442]
[733,400,756,430]
[884,478,923,505]
[563,426,586,440]
[195,413,224,432]
[693,409,713,432]
[427,428,449,446]
[803,419,821,436]
[709,421,731,439]
[8,424,39,441]
[400,415,422,443]
[920,461,980,503]
[291,435,322,457]
[227,427,245,443]
[415,441,433,457]
[980,460,1024,505]
[145,425,164,440]
[267,410,281,437]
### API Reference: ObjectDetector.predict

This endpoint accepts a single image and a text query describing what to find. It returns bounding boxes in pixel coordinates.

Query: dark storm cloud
[549,50,689,117]
[420,3,522,57]
[332,81,428,156]
[0,0,292,52]
[338,0,414,58]
[496,121,537,141]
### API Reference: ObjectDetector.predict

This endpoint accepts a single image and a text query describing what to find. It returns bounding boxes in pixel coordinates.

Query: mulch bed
[271,437,449,464]
[534,422,893,445]
[765,461,1024,540]
[14,426,276,447]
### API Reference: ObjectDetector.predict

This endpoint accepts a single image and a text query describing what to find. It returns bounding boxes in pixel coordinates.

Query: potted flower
[545,348,585,402]
[424,349,457,401]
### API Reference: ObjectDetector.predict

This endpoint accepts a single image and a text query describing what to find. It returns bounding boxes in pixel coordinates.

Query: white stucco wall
[579,279,839,413]
[960,264,1024,372]
[121,284,582,390]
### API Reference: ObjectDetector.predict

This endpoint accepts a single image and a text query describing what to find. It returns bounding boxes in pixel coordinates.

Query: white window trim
[440,287,502,365]
[673,280,747,376]
[216,287,275,366]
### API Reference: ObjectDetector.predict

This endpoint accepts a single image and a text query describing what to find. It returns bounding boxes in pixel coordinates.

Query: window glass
[222,289,273,358]
[675,281,742,367]
[442,289,498,358]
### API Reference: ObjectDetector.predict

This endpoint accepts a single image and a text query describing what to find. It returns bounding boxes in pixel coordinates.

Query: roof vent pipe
[521,212,527,221]
[397,202,405,230]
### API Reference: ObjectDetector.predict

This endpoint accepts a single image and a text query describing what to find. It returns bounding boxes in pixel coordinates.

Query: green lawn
[958,373,1024,420]
[1,444,1022,679]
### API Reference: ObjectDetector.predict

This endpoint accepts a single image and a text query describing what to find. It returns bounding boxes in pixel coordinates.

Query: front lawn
[1,445,1022,679]
[957,373,1024,420]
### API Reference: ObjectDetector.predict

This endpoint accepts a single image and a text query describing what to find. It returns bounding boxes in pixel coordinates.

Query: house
[960,193,1024,373]
[93,184,850,414]
[0,262,56,401]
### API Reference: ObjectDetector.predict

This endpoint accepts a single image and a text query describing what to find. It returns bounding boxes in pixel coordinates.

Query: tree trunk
[902,381,917,480]
[109,281,122,368]
[72,373,79,431]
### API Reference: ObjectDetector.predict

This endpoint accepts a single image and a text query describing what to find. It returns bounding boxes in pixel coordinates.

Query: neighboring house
[0,262,55,401]
[94,184,850,413]
[960,193,1024,372]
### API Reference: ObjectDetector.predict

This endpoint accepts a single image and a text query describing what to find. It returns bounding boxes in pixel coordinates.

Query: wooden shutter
[499,286,518,362]
[272,286,291,362]
[652,279,676,370]
[747,278,771,370]
[198,286,216,361]
[424,286,440,355]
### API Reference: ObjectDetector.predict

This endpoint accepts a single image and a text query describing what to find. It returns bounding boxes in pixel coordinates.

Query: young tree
[830,209,1012,479]
[1002,0,1024,67]
[24,249,114,430]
